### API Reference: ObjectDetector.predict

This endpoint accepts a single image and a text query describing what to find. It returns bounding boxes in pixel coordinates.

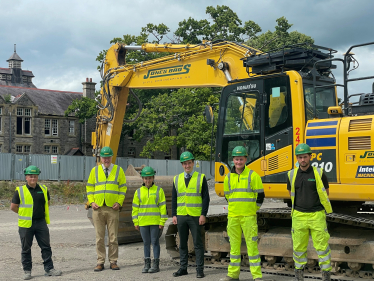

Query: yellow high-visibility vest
[132,185,168,226]
[16,185,50,228]
[86,165,127,207]
[174,172,204,217]
[288,166,332,216]
[224,166,264,217]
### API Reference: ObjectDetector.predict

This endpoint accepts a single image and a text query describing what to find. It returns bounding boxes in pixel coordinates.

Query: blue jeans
[139,225,161,259]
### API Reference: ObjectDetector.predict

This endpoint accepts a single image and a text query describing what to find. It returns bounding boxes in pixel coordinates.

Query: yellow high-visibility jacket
[132,184,168,226]
[16,185,50,228]
[86,165,127,207]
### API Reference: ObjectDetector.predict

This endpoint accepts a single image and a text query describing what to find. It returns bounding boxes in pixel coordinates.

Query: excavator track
[165,208,374,280]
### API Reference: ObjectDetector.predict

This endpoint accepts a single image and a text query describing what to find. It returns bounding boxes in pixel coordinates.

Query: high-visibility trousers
[292,210,332,271]
[227,216,262,279]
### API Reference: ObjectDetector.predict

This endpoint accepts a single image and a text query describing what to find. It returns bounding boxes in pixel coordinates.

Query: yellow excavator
[92,40,374,279]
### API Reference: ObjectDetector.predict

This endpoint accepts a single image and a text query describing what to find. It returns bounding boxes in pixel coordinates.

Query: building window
[16,145,31,153]
[22,76,28,83]
[28,77,32,82]
[7,75,11,80]
[52,146,58,154]
[45,119,58,136]
[16,108,32,135]
[69,120,75,134]
[44,146,50,153]
[128,147,136,157]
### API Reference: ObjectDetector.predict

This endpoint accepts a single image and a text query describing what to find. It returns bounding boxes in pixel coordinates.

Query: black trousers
[177,215,204,270]
[18,219,54,271]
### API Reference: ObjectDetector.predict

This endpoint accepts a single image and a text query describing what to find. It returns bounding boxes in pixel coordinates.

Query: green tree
[64,92,99,123]
[175,5,261,43]
[247,16,314,52]
[134,88,219,160]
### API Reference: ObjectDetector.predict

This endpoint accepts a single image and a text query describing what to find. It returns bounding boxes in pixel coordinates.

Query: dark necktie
[105,168,109,178]
[185,173,191,179]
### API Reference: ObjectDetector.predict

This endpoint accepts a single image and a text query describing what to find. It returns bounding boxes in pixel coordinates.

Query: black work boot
[322,271,331,281]
[293,269,304,281]
[173,268,188,277]
[196,268,205,278]
[148,258,160,273]
[142,258,151,273]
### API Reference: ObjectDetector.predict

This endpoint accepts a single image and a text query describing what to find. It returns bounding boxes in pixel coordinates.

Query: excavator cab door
[216,80,266,175]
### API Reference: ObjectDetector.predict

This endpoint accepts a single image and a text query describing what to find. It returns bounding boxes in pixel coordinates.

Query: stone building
[0,48,96,155]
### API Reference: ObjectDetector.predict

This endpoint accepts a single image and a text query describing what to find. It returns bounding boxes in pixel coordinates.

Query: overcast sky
[1,0,374,101]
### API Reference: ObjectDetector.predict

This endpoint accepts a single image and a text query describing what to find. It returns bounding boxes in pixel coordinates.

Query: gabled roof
[65,147,85,156]
[7,52,23,62]
[0,85,83,116]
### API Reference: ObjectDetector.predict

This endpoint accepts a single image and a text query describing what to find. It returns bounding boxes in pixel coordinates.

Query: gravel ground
[0,184,290,281]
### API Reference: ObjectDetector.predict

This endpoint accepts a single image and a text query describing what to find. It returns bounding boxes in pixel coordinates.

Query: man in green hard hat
[288,143,332,281]
[172,151,210,278]
[86,146,127,271]
[11,165,62,280]
[220,146,264,281]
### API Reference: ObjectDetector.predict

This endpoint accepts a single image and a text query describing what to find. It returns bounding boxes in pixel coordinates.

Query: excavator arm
[93,41,261,162]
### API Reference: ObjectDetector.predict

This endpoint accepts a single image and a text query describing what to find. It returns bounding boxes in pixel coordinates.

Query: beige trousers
[92,206,119,264]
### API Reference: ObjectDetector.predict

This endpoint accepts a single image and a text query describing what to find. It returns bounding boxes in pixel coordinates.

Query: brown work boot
[94,264,104,272]
[110,262,120,270]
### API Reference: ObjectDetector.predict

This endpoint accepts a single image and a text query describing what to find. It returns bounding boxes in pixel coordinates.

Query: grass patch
[0,181,87,208]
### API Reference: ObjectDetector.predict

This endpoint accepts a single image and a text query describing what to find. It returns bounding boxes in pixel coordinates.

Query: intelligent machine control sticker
[356,166,374,178]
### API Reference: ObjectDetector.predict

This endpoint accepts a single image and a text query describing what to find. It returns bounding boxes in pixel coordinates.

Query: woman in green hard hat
[10,165,62,280]
[132,166,168,274]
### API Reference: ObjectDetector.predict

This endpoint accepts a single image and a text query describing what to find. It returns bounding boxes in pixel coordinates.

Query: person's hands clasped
[91,203,99,210]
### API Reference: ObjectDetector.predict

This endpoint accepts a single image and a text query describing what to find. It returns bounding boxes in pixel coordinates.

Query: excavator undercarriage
[165,205,374,280]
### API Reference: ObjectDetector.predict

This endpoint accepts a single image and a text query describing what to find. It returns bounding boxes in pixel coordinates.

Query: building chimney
[82,78,96,99]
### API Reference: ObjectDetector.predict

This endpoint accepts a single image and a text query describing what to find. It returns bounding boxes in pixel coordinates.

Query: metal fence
[0,153,214,181]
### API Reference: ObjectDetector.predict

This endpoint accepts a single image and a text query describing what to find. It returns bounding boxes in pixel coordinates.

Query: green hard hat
[140,166,156,177]
[232,146,248,157]
[295,143,312,155]
[100,146,113,157]
[24,165,41,175]
[180,151,194,163]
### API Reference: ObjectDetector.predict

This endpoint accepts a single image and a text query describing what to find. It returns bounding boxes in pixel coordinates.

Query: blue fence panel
[84,156,96,180]
[167,160,184,176]
[13,154,29,180]
[30,154,59,181]
[60,156,85,181]
[0,154,214,180]
[116,157,129,172]
[148,159,167,176]
[0,153,12,180]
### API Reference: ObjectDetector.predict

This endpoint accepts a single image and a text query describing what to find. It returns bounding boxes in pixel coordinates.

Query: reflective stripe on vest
[225,167,260,216]
[175,172,203,216]
[17,185,50,228]
[288,167,333,216]
[132,185,166,224]
[92,165,124,207]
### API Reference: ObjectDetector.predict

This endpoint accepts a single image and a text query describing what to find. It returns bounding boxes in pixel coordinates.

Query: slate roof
[0,85,82,116]
[65,147,84,156]
[7,52,23,61]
